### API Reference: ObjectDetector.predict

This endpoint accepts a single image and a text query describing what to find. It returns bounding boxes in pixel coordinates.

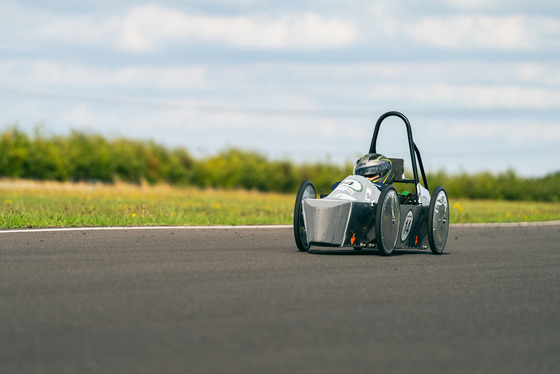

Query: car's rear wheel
[428,186,449,254]
[375,185,400,256]
[293,181,316,252]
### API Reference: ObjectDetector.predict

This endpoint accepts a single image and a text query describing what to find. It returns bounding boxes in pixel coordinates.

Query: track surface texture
[1,223,559,374]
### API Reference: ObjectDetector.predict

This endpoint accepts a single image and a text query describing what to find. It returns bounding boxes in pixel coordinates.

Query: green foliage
[0,126,196,186]
[0,126,30,178]
[428,170,560,202]
[0,125,558,201]
[193,148,350,193]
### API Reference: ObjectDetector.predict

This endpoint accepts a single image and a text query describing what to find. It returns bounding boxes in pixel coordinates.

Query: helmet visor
[355,162,388,177]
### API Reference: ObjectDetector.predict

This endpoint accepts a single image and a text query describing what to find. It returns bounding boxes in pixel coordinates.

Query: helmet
[354,153,394,185]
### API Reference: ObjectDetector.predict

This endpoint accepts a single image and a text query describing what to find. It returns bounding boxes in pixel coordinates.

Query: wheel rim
[293,181,315,251]
[302,185,315,200]
[431,189,449,250]
[379,188,400,253]
[298,185,315,246]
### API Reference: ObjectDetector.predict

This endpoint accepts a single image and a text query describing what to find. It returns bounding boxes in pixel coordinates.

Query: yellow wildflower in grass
[453,202,463,213]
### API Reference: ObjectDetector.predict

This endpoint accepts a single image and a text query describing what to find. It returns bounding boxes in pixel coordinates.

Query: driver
[331,153,394,191]
[353,153,394,189]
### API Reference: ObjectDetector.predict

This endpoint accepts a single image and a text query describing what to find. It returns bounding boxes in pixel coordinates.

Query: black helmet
[354,153,394,185]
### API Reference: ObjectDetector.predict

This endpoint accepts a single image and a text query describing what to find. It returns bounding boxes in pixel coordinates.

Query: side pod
[303,199,375,247]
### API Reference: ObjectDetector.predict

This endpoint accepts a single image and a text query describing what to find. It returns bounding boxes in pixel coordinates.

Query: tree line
[1,126,558,201]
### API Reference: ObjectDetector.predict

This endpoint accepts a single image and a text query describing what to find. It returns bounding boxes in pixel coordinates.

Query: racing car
[293,111,449,255]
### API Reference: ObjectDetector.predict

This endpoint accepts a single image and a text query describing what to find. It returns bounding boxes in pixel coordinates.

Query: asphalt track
[1,223,559,374]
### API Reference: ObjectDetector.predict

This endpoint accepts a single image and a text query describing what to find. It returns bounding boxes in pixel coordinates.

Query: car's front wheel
[293,181,316,252]
[428,186,449,254]
[375,185,400,256]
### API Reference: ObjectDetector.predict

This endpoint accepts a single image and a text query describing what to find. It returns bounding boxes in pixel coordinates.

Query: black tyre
[428,186,449,254]
[375,185,400,256]
[293,181,316,252]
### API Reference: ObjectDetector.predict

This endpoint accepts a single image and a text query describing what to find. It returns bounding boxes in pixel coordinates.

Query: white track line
[0,225,292,234]
[452,220,560,228]
[1,221,559,234]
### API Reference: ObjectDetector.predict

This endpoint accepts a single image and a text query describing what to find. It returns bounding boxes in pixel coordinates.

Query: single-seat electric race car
[293,111,449,256]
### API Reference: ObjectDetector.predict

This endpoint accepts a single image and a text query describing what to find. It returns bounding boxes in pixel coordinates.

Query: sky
[1,0,559,177]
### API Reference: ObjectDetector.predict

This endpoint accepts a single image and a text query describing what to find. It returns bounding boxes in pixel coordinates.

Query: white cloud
[409,14,560,50]
[407,84,560,110]
[37,16,117,47]
[4,1,559,53]
[0,60,207,90]
[3,59,560,115]
[33,4,357,52]
[433,0,559,13]
[439,119,560,146]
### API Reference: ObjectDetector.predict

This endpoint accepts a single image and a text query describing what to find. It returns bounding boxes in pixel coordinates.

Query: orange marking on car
[415,236,418,246]
[350,233,356,245]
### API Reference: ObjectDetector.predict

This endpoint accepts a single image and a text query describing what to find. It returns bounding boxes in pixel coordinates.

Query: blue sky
[1,0,559,176]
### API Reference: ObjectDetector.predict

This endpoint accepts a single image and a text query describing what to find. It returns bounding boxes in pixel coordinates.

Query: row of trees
[1,126,558,201]
[0,126,350,193]
[428,170,559,202]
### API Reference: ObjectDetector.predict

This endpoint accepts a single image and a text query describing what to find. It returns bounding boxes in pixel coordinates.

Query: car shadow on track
[306,249,444,256]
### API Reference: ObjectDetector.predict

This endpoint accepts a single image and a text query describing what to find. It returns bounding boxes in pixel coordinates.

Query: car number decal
[401,209,414,242]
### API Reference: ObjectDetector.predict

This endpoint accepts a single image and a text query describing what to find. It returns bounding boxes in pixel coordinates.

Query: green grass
[449,199,560,224]
[1,180,558,229]
[0,180,293,229]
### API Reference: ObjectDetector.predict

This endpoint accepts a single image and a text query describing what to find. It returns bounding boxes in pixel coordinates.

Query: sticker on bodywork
[339,179,363,192]
[365,188,372,201]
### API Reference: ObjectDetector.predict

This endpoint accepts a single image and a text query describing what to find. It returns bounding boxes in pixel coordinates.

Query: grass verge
[450,199,560,224]
[0,180,292,228]
[1,179,558,229]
